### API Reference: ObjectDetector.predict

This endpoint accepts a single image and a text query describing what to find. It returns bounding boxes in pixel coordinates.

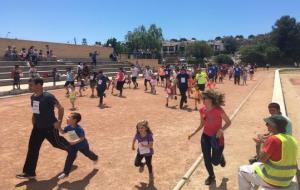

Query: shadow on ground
[209,177,229,190]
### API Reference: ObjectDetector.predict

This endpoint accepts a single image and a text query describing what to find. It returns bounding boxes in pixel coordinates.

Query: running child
[165,80,175,107]
[150,75,157,95]
[132,120,154,181]
[77,77,86,97]
[56,112,98,179]
[89,71,97,98]
[193,86,201,110]
[188,90,231,185]
[110,77,116,94]
[187,72,195,98]
[126,73,132,89]
[69,85,78,110]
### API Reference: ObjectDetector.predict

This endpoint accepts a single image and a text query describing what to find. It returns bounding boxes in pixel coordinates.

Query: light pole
[6,32,11,38]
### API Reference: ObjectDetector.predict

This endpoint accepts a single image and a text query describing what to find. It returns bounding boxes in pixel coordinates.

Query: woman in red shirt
[188,89,231,185]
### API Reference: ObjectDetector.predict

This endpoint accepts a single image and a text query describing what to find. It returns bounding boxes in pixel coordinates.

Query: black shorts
[13,77,20,85]
[198,84,205,92]
[97,88,105,97]
[144,79,150,86]
[208,74,214,80]
[64,81,75,87]
[90,81,96,88]
[116,81,124,90]
[160,75,165,81]
[131,77,137,83]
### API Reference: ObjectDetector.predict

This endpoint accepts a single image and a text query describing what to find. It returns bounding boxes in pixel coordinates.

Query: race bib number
[32,100,40,114]
[67,130,80,142]
[181,77,186,83]
[165,71,168,75]
[90,76,94,80]
[138,141,150,155]
[98,80,103,85]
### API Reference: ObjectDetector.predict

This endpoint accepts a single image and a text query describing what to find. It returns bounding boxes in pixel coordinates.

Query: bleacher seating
[0,60,131,86]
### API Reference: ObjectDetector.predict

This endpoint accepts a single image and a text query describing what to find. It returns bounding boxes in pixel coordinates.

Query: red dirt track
[0,70,273,190]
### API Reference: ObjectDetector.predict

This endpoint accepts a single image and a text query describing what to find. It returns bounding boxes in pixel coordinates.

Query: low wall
[122,58,160,69]
[0,38,113,60]
[271,68,299,190]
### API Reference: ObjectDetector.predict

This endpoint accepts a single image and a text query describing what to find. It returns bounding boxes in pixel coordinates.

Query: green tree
[240,43,280,66]
[223,36,239,54]
[215,36,222,41]
[214,54,234,65]
[105,38,118,49]
[186,41,213,64]
[248,34,255,39]
[271,15,300,62]
[125,24,163,58]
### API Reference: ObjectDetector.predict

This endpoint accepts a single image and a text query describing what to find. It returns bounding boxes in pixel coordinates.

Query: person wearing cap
[176,67,190,109]
[249,102,293,164]
[188,90,231,185]
[238,115,298,189]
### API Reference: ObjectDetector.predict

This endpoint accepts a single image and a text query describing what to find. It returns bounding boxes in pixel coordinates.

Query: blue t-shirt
[208,67,214,75]
[64,125,88,148]
[66,71,74,82]
[234,67,241,76]
[176,73,189,89]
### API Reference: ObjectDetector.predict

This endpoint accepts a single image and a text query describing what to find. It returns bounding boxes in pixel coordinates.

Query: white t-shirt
[144,69,152,80]
[131,67,139,77]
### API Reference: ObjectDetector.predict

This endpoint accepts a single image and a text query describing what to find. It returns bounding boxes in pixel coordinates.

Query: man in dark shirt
[16,78,70,179]
[176,67,190,109]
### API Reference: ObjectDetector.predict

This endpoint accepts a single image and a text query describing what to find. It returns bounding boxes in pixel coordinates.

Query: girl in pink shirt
[115,68,125,97]
[188,89,231,185]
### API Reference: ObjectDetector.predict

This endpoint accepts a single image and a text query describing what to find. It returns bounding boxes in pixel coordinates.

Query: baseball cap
[263,115,287,128]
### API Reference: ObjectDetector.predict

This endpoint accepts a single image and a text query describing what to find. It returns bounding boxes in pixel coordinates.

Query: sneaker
[16,173,36,179]
[58,173,68,179]
[139,163,145,173]
[220,154,226,167]
[205,176,216,185]
[249,157,258,165]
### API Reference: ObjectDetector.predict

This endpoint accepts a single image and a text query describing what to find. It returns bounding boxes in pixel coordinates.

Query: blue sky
[1,0,300,44]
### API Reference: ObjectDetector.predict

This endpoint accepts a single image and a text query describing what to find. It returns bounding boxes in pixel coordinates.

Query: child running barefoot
[132,120,154,181]
[69,85,78,110]
[150,75,157,95]
[56,112,98,179]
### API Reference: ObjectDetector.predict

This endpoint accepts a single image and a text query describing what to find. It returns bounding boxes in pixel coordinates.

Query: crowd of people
[4,44,56,63]
[14,61,298,190]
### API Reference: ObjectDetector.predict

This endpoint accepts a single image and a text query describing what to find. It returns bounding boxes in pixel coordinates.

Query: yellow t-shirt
[196,71,207,84]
